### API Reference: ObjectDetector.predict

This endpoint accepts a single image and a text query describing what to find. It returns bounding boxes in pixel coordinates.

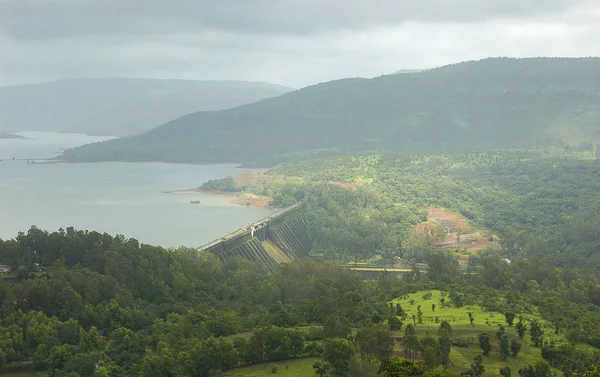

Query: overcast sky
[1,0,599,88]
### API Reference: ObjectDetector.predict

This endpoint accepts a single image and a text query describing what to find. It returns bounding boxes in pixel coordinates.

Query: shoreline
[164,187,275,210]
[53,157,275,169]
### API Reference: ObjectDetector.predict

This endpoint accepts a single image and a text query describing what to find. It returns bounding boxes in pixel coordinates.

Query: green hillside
[0,78,292,136]
[60,57,600,164]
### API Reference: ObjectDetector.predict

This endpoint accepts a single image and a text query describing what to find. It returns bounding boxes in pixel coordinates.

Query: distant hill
[0,78,292,136]
[0,132,25,139]
[61,58,600,165]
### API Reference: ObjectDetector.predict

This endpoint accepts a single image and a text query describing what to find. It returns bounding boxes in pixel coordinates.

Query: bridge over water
[197,201,311,271]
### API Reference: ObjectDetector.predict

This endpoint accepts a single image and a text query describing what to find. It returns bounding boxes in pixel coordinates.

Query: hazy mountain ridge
[0,132,25,139]
[0,78,292,136]
[61,57,600,164]
[393,68,426,74]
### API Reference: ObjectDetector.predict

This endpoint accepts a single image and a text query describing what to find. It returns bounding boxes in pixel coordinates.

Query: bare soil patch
[165,188,273,209]
[229,192,273,209]
[412,208,499,257]
[427,208,474,233]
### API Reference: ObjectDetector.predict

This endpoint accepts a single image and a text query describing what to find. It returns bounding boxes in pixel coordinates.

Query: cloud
[0,0,599,87]
[1,0,590,40]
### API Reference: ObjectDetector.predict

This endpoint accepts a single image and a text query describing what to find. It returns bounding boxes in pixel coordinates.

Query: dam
[198,201,409,279]
[197,201,311,271]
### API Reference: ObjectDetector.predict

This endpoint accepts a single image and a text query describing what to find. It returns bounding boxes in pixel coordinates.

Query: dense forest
[61,58,600,164]
[3,149,600,376]
[1,227,600,377]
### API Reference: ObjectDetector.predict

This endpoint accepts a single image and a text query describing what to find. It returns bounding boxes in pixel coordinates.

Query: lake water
[0,132,272,248]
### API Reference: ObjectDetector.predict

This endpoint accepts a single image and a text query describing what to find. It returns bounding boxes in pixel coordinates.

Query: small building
[0,264,11,275]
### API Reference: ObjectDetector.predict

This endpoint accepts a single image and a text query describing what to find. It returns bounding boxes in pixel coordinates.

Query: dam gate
[197,202,311,272]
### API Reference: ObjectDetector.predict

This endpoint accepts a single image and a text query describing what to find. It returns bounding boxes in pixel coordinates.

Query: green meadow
[390,290,564,376]
[222,357,319,377]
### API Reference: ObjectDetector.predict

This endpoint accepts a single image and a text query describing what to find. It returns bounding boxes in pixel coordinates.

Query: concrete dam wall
[198,202,311,271]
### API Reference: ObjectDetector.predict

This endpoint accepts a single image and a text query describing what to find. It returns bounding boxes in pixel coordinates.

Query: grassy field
[390,290,563,376]
[222,357,318,377]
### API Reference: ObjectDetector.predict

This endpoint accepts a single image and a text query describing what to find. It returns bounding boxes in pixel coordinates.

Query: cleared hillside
[0,78,292,136]
[61,58,600,164]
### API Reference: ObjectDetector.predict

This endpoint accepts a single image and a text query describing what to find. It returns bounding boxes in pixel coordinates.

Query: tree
[529,321,543,347]
[323,338,355,375]
[496,325,506,341]
[510,339,522,357]
[388,316,403,332]
[0,348,5,370]
[395,303,405,317]
[313,360,333,377]
[404,324,416,337]
[468,312,475,326]
[438,321,453,338]
[505,312,516,327]
[324,316,351,339]
[93,367,110,377]
[104,328,145,374]
[183,337,240,376]
[48,344,73,372]
[403,335,421,361]
[378,358,452,377]
[78,327,102,354]
[420,336,440,368]
[59,319,81,345]
[404,264,421,284]
[464,355,485,377]
[269,301,300,328]
[516,321,527,339]
[428,252,459,284]
[572,366,600,377]
[139,353,177,377]
[354,324,393,362]
[478,333,492,356]
[518,361,553,377]
[378,358,427,377]
[245,326,304,363]
[500,367,512,377]
[439,335,452,367]
[500,335,510,361]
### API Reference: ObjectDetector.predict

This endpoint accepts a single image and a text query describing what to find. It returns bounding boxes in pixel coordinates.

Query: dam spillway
[197,202,311,271]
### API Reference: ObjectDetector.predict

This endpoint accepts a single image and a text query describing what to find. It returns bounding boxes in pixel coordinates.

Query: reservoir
[0,132,272,248]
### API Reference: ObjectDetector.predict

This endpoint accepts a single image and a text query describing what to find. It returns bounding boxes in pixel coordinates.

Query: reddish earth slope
[411,208,499,258]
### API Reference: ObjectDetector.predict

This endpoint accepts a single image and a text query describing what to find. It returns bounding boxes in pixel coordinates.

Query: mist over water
[0,132,271,247]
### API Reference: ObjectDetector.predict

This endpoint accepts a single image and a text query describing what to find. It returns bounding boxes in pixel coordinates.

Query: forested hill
[0,78,292,136]
[60,57,600,164]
